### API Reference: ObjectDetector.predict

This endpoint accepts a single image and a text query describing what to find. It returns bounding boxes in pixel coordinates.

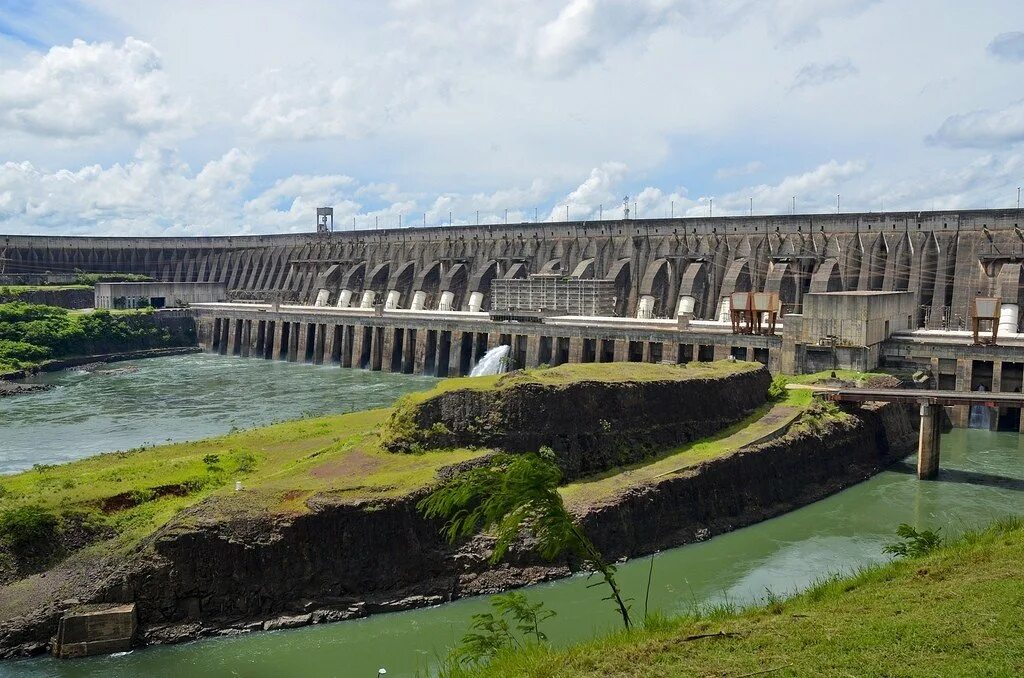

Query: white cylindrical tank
[360,290,376,308]
[718,297,731,322]
[636,295,655,319]
[438,291,455,311]
[385,290,401,309]
[314,288,330,307]
[676,296,695,317]
[467,291,485,313]
[337,289,353,307]
[998,303,1019,334]
[410,290,426,310]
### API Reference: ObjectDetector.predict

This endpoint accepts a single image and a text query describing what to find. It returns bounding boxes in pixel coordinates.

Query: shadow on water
[888,460,1024,492]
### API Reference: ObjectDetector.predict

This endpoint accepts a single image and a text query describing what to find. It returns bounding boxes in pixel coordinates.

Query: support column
[448,331,463,377]
[381,328,396,372]
[413,328,430,374]
[568,337,584,363]
[287,323,299,362]
[225,318,239,356]
[917,403,942,480]
[322,324,337,364]
[611,339,627,363]
[240,320,251,358]
[313,323,326,365]
[351,324,366,368]
[272,322,285,360]
[297,323,310,362]
[952,358,972,427]
[525,334,541,368]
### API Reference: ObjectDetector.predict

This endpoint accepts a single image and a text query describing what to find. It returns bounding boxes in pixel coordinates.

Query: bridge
[826,389,1024,480]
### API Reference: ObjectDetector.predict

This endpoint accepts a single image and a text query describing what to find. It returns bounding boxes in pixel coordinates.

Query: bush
[884,524,943,558]
[0,505,59,548]
[767,374,789,401]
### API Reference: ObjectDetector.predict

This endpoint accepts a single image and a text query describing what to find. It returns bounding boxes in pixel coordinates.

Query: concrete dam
[5,208,1022,323]
[6,209,1024,435]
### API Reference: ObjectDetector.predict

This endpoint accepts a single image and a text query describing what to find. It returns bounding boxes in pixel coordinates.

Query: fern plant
[418,448,633,629]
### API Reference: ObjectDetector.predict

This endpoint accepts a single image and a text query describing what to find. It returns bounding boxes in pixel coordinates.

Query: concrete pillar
[568,337,584,363]
[297,323,310,362]
[992,360,1003,393]
[713,344,731,361]
[337,289,353,308]
[340,326,353,368]
[438,290,455,311]
[917,403,942,480]
[410,290,427,310]
[613,339,628,363]
[351,324,365,368]
[240,320,251,358]
[413,328,429,373]
[225,318,239,356]
[468,291,485,313]
[322,324,337,364]
[952,358,973,427]
[448,331,463,376]
[402,328,418,373]
[313,324,326,365]
[287,323,299,362]
[272,322,285,360]
[385,290,401,309]
[360,290,376,308]
[525,334,541,368]
[381,328,396,372]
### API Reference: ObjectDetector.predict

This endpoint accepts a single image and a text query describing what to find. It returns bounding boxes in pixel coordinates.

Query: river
[2,357,1023,677]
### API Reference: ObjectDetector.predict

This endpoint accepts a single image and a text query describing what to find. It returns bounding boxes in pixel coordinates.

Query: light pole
[749,197,752,216]
[837,194,840,213]
[671,200,674,218]
[792,196,796,215]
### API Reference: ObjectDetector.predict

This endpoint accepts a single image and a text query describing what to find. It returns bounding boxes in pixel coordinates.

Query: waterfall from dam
[969,385,992,430]
[470,345,511,377]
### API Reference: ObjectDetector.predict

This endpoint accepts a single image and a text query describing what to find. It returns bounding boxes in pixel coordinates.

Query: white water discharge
[470,345,511,377]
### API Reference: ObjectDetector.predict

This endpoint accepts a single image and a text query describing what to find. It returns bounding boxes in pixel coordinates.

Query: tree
[418,448,632,629]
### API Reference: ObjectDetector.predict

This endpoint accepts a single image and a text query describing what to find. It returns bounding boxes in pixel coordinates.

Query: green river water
[2,355,1023,677]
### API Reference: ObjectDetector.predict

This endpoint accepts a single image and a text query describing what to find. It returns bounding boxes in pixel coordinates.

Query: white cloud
[548,161,628,219]
[791,58,858,90]
[717,159,867,213]
[988,31,1024,62]
[715,161,765,180]
[0,38,186,139]
[524,0,684,77]
[766,0,877,43]
[243,54,451,142]
[928,99,1024,148]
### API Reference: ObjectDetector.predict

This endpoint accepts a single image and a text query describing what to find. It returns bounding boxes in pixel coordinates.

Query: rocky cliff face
[386,365,772,479]
[0,396,916,658]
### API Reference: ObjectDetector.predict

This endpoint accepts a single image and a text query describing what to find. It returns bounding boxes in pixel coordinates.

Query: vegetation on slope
[0,408,483,587]
[0,302,188,373]
[461,517,1024,677]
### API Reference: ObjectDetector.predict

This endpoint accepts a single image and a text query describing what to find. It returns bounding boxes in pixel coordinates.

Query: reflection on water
[4,376,1024,676]
[0,354,437,475]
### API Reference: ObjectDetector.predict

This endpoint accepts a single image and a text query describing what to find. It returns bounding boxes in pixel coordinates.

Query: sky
[1,0,1023,236]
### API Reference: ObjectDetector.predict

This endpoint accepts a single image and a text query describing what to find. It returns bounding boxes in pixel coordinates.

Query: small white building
[94,282,227,309]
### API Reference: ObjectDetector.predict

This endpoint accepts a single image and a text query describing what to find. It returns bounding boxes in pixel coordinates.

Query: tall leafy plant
[418,448,632,629]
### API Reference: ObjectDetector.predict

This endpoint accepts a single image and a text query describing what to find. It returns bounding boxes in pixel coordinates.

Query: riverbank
[467,516,1024,677]
[0,347,201,382]
[0,302,195,378]
[0,361,916,659]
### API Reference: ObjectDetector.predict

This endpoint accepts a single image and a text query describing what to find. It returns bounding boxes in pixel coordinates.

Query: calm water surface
[0,353,438,475]
[2,359,1023,677]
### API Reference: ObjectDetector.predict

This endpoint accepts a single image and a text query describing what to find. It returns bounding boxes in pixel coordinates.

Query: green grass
[464,517,1024,677]
[0,285,93,294]
[787,369,890,385]
[560,388,813,509]
[0,408,484,553]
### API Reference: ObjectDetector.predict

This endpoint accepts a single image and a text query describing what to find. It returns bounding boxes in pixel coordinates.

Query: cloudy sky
[1,0,1023,236]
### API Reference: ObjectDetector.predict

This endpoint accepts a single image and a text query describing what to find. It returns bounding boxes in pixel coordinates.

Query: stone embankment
[0,365,915,658]
[0,288,93,309]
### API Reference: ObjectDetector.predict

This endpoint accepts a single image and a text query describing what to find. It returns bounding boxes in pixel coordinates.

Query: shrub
[0,505,59,548]
[767,374,789,401]
[884,523,943,558]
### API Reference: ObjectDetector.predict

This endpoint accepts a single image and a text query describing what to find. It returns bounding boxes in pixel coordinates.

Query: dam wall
[5,209,1024,324]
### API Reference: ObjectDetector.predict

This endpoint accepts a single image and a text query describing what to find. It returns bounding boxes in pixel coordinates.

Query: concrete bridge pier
[917,402,943,480]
